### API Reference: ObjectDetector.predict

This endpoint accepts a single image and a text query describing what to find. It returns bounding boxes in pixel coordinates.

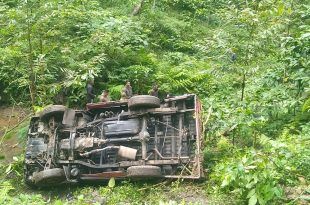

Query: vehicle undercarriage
[24,94,203,187]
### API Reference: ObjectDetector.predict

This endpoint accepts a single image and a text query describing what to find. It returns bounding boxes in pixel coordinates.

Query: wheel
[128,95,160,110]
[127,165,162,178]
[39,105,66,120]
[32,168,66,187]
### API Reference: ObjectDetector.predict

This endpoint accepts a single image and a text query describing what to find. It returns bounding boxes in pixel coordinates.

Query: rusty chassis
[24,94,204,187]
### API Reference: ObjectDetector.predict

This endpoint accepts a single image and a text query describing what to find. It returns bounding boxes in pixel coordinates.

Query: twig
[288,186,310,204]
[0,113,32,140]
[204,106,212,125]
[4,113,31,134]
[219,123,238,137]
[177,161,191,183]
[202,106,212,139]
[0,105,15,145]
[137,180,167,191]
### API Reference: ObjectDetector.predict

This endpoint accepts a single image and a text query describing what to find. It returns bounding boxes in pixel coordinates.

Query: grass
[0,148,211,204]
[1,173,212,205]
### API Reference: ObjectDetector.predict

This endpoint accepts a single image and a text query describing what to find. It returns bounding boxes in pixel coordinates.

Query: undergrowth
[0,120,29,143]
[205,123,310,205]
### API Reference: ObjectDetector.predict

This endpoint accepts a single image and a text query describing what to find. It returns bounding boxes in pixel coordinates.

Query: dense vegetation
[0,0,309,204]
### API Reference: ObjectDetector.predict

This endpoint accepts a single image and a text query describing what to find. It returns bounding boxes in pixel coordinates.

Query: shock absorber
[139,116,150,161]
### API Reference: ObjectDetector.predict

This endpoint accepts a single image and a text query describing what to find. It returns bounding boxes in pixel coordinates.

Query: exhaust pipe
[80,145,137,160]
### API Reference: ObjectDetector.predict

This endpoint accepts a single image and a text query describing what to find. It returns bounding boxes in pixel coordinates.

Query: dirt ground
[0,106,30,163]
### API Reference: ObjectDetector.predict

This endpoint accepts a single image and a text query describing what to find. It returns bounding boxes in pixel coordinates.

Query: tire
[32,168,66,187]
[39,105,66,120]
[128,95,160,110]
[127,165,162,178]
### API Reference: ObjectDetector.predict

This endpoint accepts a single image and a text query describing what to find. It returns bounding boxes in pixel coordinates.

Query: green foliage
[4,155,23,177]
[1,120,29,144]
[0,155,40,205]
[302,98,310,112]
[210,125,310,204]
[0,181,15,204]
[212,148,283,204]
[0,0,309,204]
[216,137,233,152]
[108,177,116,188]
[0,180,46,205]
[108,84,123,101]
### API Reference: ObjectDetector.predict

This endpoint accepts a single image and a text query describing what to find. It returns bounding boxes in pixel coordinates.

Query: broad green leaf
[108,177,115,188]
[247,189,256,198]
[249,194,257,205]
[277,3,284,15]
[5,164,12,174]
[77,194,84,200]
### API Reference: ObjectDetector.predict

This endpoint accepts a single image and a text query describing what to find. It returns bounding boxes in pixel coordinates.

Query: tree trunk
[132,0,145,16]
[241,72,246,101]
[152,0,156,11]
[40,35,43,54]
[26,2,36,111]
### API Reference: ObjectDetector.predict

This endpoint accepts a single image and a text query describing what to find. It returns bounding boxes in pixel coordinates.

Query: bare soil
[0,106,30,163]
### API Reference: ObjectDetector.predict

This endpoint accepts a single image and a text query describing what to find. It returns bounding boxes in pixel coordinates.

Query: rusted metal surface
[74,137,94,151]
[80,171,126,180]
[86,101,128,110]
[25,94,205,186]
[57,159,192,168]
[164,94,195,102]
[194,96,204,178]
[117,146,138,160]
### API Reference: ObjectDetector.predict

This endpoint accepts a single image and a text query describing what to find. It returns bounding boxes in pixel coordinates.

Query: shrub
[210,126,310,205]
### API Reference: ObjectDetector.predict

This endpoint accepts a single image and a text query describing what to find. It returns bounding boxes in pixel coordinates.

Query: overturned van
[24,94,204,187]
